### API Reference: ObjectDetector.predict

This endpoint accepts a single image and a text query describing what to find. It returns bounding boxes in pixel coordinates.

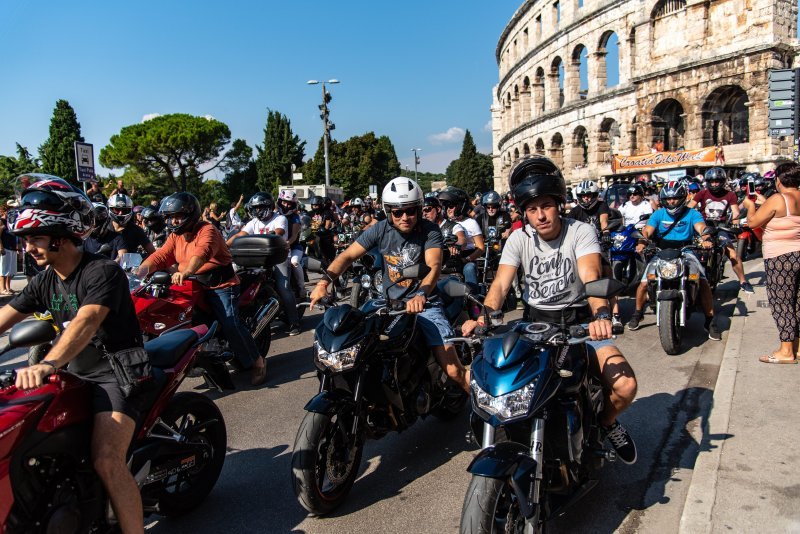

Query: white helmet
[278,189,297,203]
[574,180,600,209]
[350,197,364,208]
[382,176,423,214]
[107,193,134,225]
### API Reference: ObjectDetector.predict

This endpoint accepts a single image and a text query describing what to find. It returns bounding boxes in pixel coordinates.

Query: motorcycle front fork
[482,416,545,505]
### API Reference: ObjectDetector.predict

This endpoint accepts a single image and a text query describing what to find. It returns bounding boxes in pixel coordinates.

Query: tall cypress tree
[39,99,84,183]
[255,110,306,194]
[446,130,492,194]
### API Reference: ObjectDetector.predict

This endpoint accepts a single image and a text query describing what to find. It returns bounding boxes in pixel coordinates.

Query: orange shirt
[147,221,237,288]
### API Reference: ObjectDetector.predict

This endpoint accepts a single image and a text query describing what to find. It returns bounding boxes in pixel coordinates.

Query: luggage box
[230,234,288,267]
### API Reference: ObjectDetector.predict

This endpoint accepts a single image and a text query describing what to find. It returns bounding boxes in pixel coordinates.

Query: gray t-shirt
[499,219,601,310]
[356,219,443,300]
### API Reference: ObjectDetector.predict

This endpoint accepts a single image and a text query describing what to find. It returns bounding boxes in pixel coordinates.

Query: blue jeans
[417,303,454,347]
[273,260,299,325]
[206,284,261,369]
[463,261,478,286]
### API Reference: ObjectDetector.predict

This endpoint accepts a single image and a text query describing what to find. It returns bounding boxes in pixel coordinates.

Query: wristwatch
[593,312,612,321]
[411,290,427,299]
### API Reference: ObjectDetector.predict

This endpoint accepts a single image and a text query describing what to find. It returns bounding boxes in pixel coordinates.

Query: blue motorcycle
[606,219,647,293]
[453,278,626,533]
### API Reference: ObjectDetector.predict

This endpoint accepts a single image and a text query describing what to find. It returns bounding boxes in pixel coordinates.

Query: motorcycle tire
[658,299,682,355]
[291,410,364,516]
[27,343,51,366]
[153,392,227,517]
[240,301,273,358]
[460,475,544,534]
[348,281,363,309]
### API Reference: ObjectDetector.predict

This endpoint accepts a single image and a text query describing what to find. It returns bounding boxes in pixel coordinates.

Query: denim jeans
[273,260,300,325]
[207,284,261,369]
[463,261,478,287]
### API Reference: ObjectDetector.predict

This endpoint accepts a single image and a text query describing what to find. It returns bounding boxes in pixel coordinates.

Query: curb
[677,291,747,533]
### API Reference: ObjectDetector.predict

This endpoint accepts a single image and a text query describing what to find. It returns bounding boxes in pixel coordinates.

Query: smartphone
[746,180,756,196]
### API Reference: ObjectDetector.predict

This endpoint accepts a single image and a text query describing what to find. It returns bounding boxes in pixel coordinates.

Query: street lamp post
[411,148,421,181]
[307,79,340,187]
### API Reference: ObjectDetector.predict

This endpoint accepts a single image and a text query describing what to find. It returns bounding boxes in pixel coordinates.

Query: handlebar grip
[475,325,489,336]
[569,325,587,338]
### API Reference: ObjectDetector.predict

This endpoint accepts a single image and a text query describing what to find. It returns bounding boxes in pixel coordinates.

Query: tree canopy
[38,99,84,183]
[0,144,40,199]
[222,139,258,206]
[255,110,305,194]
[99,113,232,194]
[445,130,494,194]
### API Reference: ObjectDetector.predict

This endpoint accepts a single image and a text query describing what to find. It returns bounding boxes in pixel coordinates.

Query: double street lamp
[307,79,339,187]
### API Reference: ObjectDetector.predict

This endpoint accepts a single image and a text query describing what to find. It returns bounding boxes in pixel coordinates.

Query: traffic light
[415,155,421,166]
[768,68,798,138]
[324,90,332,104]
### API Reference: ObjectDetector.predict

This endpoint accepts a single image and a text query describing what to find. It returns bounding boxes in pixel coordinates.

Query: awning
[611,147,716,174]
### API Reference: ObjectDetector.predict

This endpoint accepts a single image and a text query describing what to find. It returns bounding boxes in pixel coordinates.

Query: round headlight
[360,274,371,289]
[657,259,682,279]
[612,234,626,249]
[373,271,383,290]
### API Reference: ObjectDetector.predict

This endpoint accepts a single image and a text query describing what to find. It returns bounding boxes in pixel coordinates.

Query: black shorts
[89,376,148,422]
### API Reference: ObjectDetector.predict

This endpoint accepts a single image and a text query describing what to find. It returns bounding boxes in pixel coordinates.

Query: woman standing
[0,206,19,295]
[741,163,800,364]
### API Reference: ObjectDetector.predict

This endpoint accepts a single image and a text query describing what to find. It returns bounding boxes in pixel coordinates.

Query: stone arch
[597,31,620,89]
[549,132,564,168]
[570,126,589,169]
[549,57,565,109]
[570,44,589,101]
[523,143,531,156]
[513,84,520,125]
[651,0,687,19]
[701,85,749,146]
[534,67,546,114]
[513,147,520,160]
[521,76,532,121]
[651,0,688,55]
[651,98,685,152]
[597,117,621,165]
[535,138,545,155]
[629,115,639,154]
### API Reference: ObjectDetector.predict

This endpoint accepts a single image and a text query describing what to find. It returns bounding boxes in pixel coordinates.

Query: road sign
[368,184,377,199]
[769,69,795,81]
[771,128,794,137]
[768,68,799,141]
[769,108,794,119]
[74,142,96,182]
[292,172,303,181]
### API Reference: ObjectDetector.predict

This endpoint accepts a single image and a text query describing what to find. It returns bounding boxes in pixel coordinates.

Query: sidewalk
[680,260,800,533]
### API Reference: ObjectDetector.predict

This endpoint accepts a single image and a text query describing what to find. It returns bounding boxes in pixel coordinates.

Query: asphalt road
[0,263,748,534]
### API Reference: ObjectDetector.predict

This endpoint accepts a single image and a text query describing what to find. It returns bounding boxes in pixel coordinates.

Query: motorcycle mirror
[441,278,470,298]
[583,278,627,299]
[631,230,644,239]
[120,252,143,271]
[98,244,112,255]
[639,213,651,221]
[305,257,324,274]
[398,263,430,281]
[606,219,623,232]
[150,272,171,285]
[8,320,57,349]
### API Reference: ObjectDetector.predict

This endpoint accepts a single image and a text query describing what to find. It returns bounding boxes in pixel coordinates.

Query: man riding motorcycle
[84,202,117,256]
[107,193,155,261]
[140,206,167,248]
[310,176,470,393]
[438,186,484,288]
[619,184,653,229]
[228,192,301,336]
[688,167,754,294]
[278,189,306,301]
[627,181,721,340]
[461,156,638,464]
[308,195,337,264]
[477,190,512,240]
[137,192,267,384]
[0,176,148,533]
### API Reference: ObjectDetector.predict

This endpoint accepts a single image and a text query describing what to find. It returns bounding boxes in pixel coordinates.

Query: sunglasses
[441,202,456,209]
[485,204,499,209]
[390,207,418,218]
[422,206,435,213]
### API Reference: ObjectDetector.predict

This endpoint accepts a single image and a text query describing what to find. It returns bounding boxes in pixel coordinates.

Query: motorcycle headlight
[612,234,626,249]
[471,379,536,421]
[360,274,372,289]
[373,271,383,290]
[314,340,361,372]
[657,259,683,279]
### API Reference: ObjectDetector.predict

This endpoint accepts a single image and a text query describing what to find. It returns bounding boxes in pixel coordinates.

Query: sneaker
[602,421,637,465]
[706,318,722,341]
[627,311,643,331]
[740,282,754,294]
[288,324,301,336]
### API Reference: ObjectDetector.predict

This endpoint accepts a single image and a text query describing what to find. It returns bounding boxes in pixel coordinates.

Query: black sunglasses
[422,206,435,213]
[390,207,417,218]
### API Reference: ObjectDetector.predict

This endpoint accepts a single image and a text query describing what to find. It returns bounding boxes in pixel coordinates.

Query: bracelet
[40,360,58,374]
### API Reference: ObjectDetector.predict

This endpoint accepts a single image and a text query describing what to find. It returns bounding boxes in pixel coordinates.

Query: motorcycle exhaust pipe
[252,297,280,339]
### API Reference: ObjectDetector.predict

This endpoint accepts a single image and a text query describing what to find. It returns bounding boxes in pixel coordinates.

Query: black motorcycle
[347,249,384,309]
[291,263,469,515]
[458,278,627,533]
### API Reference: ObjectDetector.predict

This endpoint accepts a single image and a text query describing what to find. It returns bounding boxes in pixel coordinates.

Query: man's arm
[466,234,485,262]
[0,304,29,335]
[576,253,613,340]
[309,241,367,306]
[406,247,443,314]
[599,212,610,232]
[225,230,247,247]
[460,264,517,335]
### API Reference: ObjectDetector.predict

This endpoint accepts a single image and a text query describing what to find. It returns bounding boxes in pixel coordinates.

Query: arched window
[652,0,686,19]
[651,0,688,54]
[523,143,531,155]
[551,57,565,108]
[598,31,620,88]
[535,67,546,112]
[572,44,589,100]
[651,99,685,151]
[535,138,545,154]
[513,147,520,160]
[550,133,564,168]
[702,86,749,145]
[571,126,589,168]
[598,118,621,164]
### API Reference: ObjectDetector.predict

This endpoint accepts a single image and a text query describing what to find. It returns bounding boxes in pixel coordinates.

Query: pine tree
[446,130,493,194]
[255,110,306,194]
[39,100,84,183]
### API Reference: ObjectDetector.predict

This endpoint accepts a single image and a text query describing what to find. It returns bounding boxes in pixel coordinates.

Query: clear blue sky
[0,1,520,177]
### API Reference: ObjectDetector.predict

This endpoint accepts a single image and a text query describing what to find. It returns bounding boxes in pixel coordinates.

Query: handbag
[105,346,153,398]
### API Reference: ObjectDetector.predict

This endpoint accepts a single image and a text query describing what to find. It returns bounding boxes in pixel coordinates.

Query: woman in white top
[619,184,653,229]
[437,187,484,287]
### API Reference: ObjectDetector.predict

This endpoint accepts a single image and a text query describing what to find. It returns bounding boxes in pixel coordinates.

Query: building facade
[492,0,799,191]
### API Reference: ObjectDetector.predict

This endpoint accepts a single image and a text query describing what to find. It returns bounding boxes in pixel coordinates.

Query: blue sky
[0,1,520,177]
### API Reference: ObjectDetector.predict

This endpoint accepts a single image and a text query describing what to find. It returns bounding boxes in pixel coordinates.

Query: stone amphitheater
[491,0,800,191]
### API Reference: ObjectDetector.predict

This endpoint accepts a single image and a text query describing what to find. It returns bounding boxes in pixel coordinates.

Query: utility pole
[411,148,421,181]
[307,79,340,186]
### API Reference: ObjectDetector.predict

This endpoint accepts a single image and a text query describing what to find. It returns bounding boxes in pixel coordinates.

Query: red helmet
[9,175,94,241]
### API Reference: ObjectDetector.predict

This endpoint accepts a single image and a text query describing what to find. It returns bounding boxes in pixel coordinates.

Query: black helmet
[159,192,201,235]
[9,175,94,241]
[481,190,502,207]
[141,206,164,230]
[92,202,109,225]
[423,195,441,209]
[659,181,688,217]
[509,155,566,209]
[247,192,275,223]
[309,195,325,213]
[704,167,727,195]
[627,184,644,197]
[437,186,470,216]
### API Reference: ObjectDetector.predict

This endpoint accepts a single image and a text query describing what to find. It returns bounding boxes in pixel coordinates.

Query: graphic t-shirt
[356,219,443,300]
[109,223,152,260]
[566,202,611,234]
[10,253,143,378]
[646,208,704,244]
[499,219,601,311]
[310,210,336,238]
[242,214,288,236]
[692,189,738,222]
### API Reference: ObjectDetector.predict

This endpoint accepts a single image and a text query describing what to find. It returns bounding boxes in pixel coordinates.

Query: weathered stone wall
[493,0,800,192]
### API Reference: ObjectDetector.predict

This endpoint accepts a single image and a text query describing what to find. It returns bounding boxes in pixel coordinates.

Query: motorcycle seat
[145,329,199,368]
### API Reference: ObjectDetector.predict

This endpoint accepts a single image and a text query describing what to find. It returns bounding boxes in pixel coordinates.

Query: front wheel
[658,299,682,355]
[348,281,363,309]
[291,411,364,516]
[460,475,543,534]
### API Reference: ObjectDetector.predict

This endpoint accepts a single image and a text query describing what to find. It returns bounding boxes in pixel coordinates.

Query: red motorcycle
[735,222,762,261]
[0,319,232,533]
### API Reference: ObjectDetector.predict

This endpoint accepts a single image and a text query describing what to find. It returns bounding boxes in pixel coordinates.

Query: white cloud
[141,113,161,122]
[483,120,492,132]
[203,114,216,121]
[428,127,465,145]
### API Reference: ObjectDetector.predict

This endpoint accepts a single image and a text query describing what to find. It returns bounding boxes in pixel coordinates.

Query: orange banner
[612,147,716,173]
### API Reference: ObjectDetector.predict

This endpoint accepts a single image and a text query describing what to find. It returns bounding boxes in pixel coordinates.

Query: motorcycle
[290,262,469,515]
[0,318,230,532]
[606,216,648,293]
[477,226,502,284]
[694,223,737,291]
[645,240,705,355]
[458,278,627,533]
[347,249,384,309]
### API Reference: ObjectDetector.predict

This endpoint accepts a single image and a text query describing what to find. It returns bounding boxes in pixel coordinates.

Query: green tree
[445,130,493,194]
[0,143,40,199]
[38,99,84,183]
[198,179,229,211]
[255,110,305,194]
[408,170,446,193]
[222,139,258,205]
[99,113,232,194]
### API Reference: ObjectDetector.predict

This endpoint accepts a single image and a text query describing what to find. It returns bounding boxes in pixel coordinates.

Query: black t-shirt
[567,202,610,234]
[311,209,337,239]
[0,218,16,249]
[110,223,151,259]
[10,252,143,378]
[88,190,107,204]
[480,212,511,238]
